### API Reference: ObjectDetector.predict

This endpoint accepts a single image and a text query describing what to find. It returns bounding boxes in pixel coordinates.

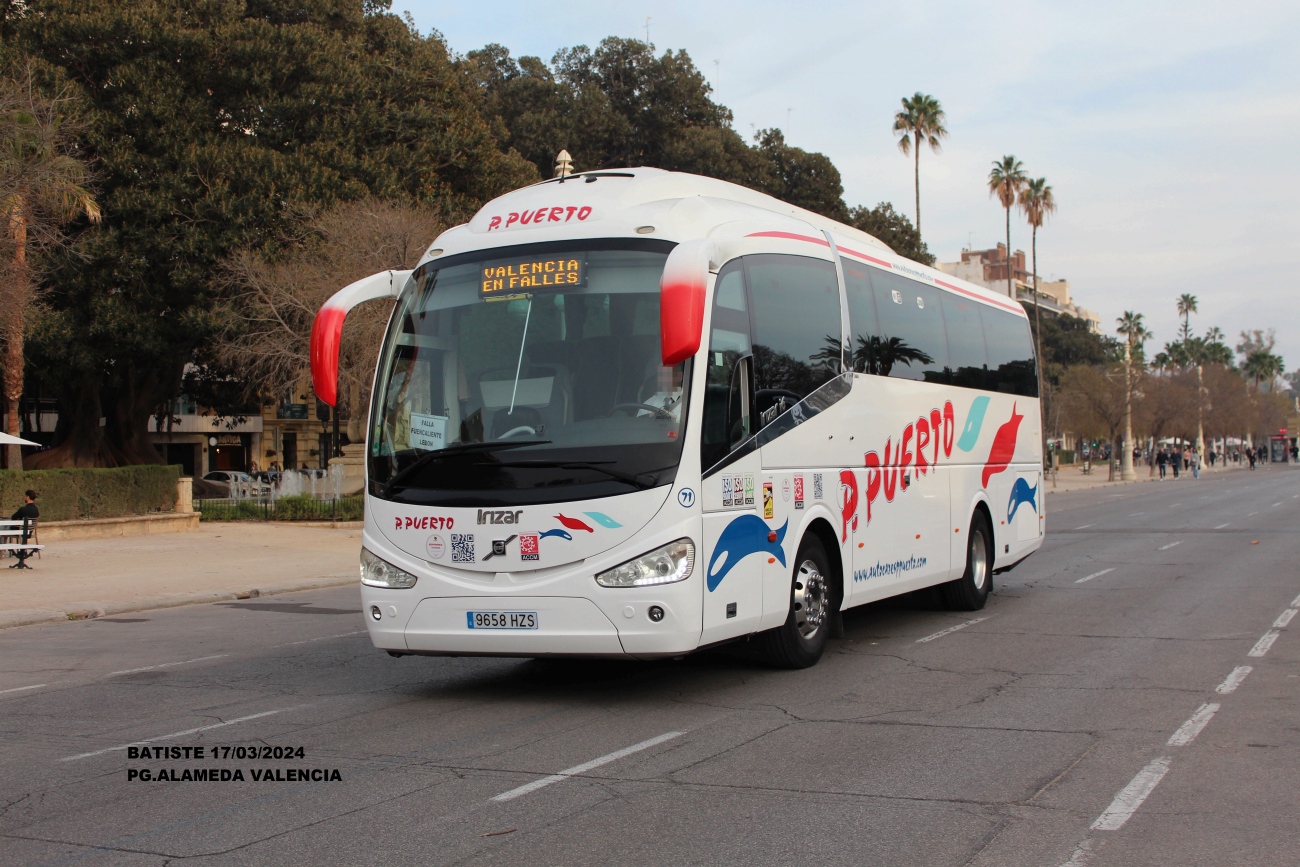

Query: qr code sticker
[813,473,824,500]
[451,533,475,563]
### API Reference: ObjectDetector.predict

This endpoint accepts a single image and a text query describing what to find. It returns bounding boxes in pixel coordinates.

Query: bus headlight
[360,548,418,589]
[595,538,694,588]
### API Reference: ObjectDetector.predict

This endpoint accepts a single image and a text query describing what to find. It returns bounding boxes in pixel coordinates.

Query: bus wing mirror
[660,240,716,366]
[310,269,411,406]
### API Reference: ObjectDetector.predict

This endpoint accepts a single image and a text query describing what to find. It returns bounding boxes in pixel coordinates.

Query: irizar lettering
[477,509,523,525]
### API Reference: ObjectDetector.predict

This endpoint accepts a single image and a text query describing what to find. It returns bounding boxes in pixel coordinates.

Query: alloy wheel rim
[969,529,988,590]
[793,559,827,638]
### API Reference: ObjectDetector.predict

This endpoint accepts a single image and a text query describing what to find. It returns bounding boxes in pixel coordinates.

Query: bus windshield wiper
[485,459,660,489]
[383,439,552,495]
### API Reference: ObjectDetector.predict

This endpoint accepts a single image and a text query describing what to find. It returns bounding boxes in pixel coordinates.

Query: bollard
[176,477,194,513]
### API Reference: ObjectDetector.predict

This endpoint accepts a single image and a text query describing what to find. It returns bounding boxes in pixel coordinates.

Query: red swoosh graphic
[981,403,1023,487]
[554,514,594,532]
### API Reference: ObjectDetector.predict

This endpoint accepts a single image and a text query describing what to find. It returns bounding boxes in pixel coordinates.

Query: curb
[0,575,357,631]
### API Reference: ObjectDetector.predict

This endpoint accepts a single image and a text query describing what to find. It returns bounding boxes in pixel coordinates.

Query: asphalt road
[2,467,1297,867]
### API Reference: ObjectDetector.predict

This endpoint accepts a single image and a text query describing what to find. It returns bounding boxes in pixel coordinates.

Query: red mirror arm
[310,269,411,406]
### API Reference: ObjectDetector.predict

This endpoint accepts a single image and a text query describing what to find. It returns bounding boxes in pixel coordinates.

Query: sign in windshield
[480,256,586,296]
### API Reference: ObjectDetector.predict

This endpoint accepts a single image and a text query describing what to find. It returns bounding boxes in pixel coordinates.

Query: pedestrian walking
[1191,448,1200,480]
[1172,448,1181,478]
[1157,449,1168,479]
[1247,447,1256,470]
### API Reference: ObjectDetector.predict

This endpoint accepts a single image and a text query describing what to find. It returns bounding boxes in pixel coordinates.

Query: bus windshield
[369,239,690,506]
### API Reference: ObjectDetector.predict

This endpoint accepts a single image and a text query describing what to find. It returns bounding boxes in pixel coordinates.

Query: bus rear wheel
[941,511,992,611]
[758,535,832,669]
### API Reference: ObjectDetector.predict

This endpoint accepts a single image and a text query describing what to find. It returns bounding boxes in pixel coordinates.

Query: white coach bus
[311,168,1043,668]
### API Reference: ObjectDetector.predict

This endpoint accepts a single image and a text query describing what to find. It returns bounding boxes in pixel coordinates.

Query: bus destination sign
[481,256,586,295]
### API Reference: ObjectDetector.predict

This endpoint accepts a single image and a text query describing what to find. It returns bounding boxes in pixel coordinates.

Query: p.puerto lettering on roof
[487,205,592,231]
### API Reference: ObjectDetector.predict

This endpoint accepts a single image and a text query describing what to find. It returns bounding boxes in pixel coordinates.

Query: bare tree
[1058,364,1128,479]
[212,197,447,423]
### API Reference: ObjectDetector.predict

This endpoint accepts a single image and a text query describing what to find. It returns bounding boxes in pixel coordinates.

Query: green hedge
[0,465,180,521]
[196,495,364,522]
[1057,449,1076,465]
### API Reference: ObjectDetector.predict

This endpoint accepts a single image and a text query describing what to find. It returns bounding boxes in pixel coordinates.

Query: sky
[400,0,1300,371]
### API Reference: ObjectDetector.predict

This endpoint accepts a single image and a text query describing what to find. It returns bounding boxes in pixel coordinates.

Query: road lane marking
[1059,840,1092,867]
[1075,568,1115,584]
[1274,609,1296,629]
[107,654,229,677]
[60,707,298,762]
[1170,503,1182,507]
[1158,541,1182,551]
[0,683,48,696]
[1128,512,1145,517]
[1248,631,1280,658]
[1216,666,1253,694]
[1075,524,1095,530]
[1091,756,1172,831]
[1272,502,1282,507]
[1291,592,1300,608]
[1167,703,1219,746]
[1248,511,1259,516]
[916,617,990,643]
[1214,523,1230,529]
[490,731,684,802]
[271,630,366,649]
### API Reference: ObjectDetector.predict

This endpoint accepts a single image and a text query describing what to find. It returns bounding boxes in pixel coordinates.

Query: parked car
[202,471,270,497]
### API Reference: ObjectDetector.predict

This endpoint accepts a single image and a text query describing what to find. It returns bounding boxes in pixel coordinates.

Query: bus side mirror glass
[660,240,716,366]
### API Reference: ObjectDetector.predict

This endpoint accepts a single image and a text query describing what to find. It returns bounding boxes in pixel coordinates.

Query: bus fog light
[370,606,382,621]
[361,548,418,589]
[595,539,694,588]
[648,606,665,622]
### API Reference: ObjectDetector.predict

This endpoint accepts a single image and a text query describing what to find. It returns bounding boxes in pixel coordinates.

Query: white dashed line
[1248,511,1259,517]
[1274,609,1296,629]
[1129,512,1145,517]
[0,683,48,697]
[490,731,684,802]
[1167,703,1219,746]
[1075,568,1115,584]
[1076,524,1095,530]
[108,654,229,677]
[271,631,366,649]
[1059,840,1093,867]
[1170,503,1182,507]
[1216,666,1252,695]
[1273,502,1283,507]
[1092,756,1172,831]
[60,707,299,762]
[1248,631,1280,658]
[1291,592,1300,608]
[1158,541,1182,551]
[1214,523,1230,529]
[916,617,990,643]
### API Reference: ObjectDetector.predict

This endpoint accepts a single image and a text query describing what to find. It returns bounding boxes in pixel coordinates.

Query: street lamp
[1121,334,1137,481]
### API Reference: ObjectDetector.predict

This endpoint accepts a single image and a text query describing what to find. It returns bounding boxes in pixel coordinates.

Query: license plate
[466,611,538,630]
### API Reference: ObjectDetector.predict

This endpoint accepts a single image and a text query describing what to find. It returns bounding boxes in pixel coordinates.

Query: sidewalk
[1045,461,1257,495]
[0,522,361,630]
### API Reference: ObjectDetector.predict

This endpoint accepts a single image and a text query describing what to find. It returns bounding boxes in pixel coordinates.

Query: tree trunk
[4,198,28,469]
[1005,204,1012,298]
[25,372,121,468]
[913,132,921,238]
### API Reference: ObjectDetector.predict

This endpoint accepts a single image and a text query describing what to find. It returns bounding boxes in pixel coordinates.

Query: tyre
[758,535,833,669]
[941,511,992,611]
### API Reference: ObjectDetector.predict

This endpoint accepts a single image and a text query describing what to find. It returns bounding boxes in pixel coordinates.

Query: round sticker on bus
[426,534,446,560]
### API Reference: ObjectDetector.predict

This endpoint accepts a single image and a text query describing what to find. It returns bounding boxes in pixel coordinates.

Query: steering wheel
[611,403,674,420]
[498,425,538,439]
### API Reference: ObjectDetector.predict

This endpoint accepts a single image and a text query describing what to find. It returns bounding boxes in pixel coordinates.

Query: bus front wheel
[941,512,992,611]
[758,535,832,669]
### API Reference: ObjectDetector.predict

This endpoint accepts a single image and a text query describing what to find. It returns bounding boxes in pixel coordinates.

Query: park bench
[0,518,43,569]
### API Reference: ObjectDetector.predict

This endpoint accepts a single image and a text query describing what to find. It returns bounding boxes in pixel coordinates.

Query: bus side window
[869,271,950,383]
[843,264,880,375]
[744,254,841,422]
[940,292,988,389]
[701,261,753,471]
[981,307,1039,396]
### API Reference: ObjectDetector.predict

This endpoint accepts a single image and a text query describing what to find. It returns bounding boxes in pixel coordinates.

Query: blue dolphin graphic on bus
[707,516,788,592]
[957,395,990,452]
[1007,477,1038,522]
[540,528,573,541]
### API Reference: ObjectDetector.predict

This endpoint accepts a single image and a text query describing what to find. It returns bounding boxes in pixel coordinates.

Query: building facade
[937,244,1101,332]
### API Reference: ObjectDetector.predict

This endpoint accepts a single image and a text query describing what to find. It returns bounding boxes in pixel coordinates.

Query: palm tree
[988,156,1026,298]
[1115,311,1151,480]
[893,93,947,239]
[1018,177,1056,380]
[0,82,100,469]
[1176,293,1198,345]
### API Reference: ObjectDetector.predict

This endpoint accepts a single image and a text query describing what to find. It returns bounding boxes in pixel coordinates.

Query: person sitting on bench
[11,489,38,524]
